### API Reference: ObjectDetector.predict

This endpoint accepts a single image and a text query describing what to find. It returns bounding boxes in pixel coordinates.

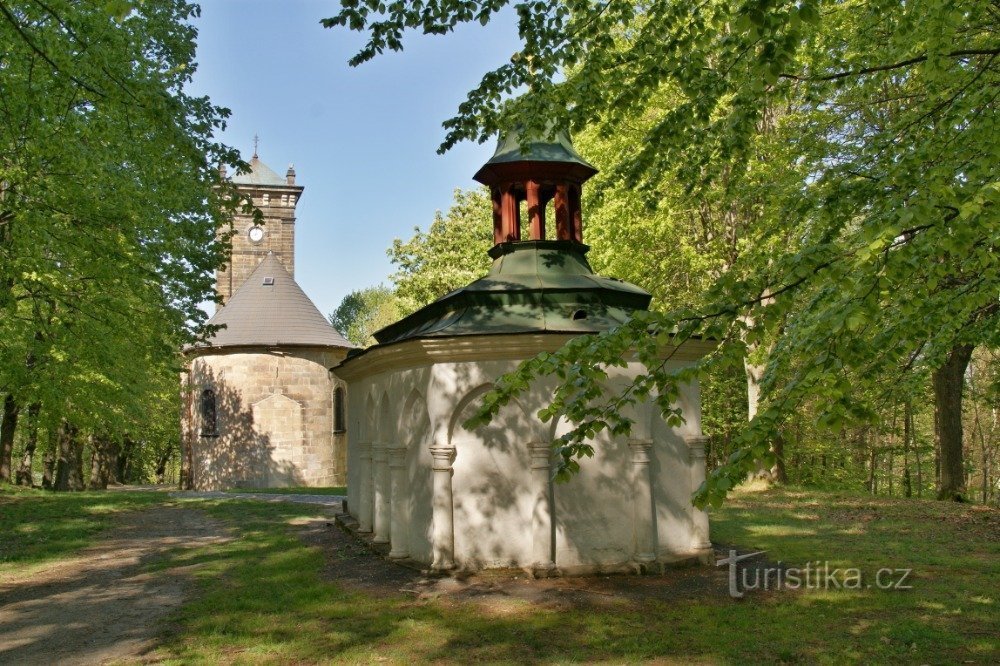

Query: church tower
[217,148,304,304]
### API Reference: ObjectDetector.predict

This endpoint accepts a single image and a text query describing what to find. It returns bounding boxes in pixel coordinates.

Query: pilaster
[684,434,712,554]
[529,442,556,575]
[372,442,390,544]
[429,446,457,570]
[628,438,656,564]
[388,445,409,559]
[357,441,373,532]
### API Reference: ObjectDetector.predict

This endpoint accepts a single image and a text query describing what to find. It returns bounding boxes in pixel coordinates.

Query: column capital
[358,440,373,460]
[388,444,408,468]
[429,446,456,470]
[529,441,551,470]
[628,438,653,464]
[684,434,708,460]
[371,442,389,462]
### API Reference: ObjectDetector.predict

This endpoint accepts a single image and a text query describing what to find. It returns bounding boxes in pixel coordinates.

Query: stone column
[628,438,656,564]
[684,435,712,554]
[529,442,556,575]
[357,441,373,533]
[372,442,390,544]
[388,445,409,559]
[429,446,456,571]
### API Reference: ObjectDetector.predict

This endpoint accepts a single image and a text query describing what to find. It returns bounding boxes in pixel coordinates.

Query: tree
[330,286,404,347]
[0,0,243,484]
[328,0,1000,504]
[388,187,494,311]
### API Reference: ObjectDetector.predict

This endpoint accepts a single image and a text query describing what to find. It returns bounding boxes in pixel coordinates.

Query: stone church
[180,152,353,490]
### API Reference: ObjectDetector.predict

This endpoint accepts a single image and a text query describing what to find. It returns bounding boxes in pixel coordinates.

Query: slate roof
[199,253,353,349]
[230,155,292,187]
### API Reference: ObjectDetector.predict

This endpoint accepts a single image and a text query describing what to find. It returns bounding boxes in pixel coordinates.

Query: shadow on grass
[158,491,998,664]
[0,486,163,575]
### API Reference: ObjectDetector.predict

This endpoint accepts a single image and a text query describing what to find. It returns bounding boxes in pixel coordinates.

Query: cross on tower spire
[252,134,259,159]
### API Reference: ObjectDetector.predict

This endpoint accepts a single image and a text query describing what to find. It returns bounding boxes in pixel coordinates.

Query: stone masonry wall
[216,187,298,305]
[182,346,347,490]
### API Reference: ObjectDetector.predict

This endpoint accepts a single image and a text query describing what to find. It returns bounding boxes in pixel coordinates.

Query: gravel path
[169,490,345,509]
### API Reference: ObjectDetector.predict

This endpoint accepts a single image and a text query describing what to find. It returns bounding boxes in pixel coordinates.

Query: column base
[693,544,714,565]
[373,536,389,544]
[388,550,410,560]
[530,562,558,579]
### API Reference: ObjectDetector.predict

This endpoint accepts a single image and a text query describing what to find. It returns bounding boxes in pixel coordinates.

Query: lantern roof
[473,126,597,186]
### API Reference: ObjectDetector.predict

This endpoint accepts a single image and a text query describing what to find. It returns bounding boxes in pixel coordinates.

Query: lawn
[156,486,997,664]
[2,484,996,664]
[0,484,163,578]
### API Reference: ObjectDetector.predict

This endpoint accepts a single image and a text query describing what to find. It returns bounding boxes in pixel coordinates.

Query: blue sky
[190,0,520,317]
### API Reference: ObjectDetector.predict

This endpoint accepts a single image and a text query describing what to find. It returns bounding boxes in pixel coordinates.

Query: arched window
[333,386,346,434]
[200,388,217,437]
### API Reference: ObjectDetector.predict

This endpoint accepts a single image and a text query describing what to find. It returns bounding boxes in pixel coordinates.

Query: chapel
[332,131,714,574]
[180,152,354,490]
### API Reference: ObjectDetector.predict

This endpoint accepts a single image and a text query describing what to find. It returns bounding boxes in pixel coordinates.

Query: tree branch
[780,48,1000,82]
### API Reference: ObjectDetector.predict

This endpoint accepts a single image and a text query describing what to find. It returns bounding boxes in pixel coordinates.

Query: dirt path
[0,505,230,666]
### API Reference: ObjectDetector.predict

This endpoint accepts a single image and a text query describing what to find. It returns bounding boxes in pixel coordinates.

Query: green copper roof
[373,241,650,345]
[473,127,597,184]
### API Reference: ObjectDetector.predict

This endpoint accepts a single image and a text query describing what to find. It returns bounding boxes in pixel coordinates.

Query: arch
[377,390,392,443]
[447,383,493,446]
[363,393,376,442]
[400,388,430,448]
[448,383,534,446]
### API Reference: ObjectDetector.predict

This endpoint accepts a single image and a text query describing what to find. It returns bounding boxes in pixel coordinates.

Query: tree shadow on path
[0,505,231,666]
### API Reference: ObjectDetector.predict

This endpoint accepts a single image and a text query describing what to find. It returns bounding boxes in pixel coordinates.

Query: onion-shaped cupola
[371,128,651,346]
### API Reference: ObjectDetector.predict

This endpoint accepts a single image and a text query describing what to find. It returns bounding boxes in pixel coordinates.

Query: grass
[225,486,346,496]
[4,483,996,663]
[151,486,997,664]
[0,483,163,577]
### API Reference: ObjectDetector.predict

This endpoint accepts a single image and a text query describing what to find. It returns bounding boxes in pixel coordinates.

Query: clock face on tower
[248,226,265,243]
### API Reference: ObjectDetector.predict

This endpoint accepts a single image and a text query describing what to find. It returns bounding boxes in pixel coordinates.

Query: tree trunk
[0,393,21,483]
[54,422,84,491]
[42,430,56,489]
[913,404,923,498]
[772,431,788,483]
[180,429,193,490]
[88,434,113,490]
[868,445,877,496]
[933,343,974,501]
[115,436,136,484]
[155,450,172,484]
[902,401,912,497]
[15,403,40,486]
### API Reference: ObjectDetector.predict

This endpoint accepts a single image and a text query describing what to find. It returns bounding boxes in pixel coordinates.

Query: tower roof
[231,155,294,187]
[197,254,353,349]
[473,126,597,185]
